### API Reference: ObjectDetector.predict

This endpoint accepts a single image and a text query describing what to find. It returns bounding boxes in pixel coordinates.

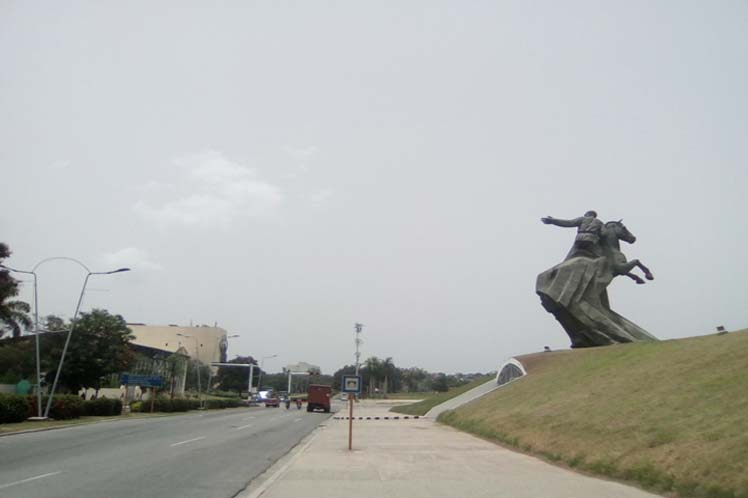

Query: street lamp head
[109,268,131,274]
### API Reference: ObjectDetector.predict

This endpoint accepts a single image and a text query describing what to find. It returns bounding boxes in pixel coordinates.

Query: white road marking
[170,436,206,447]
[0,471,63,490]
[294,418,302,422]
[242,416,256,420]
[234,424,253,430]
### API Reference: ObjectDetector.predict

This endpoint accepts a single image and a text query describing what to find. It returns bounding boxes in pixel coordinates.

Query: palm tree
[0,242,32,338]
[0,298,32,338]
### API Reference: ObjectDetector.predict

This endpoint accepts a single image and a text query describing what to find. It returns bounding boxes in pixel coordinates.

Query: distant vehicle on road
[265,397,280,408]
[339,393,349,401]
[307,384,332,413]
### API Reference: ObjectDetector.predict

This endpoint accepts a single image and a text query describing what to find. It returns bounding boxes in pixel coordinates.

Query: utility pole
[354,323,364,375]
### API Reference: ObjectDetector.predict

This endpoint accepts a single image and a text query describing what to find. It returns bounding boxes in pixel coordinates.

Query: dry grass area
[439,330,748,498]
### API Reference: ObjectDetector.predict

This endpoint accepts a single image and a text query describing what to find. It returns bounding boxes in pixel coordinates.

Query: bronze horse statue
[599,220,654,285]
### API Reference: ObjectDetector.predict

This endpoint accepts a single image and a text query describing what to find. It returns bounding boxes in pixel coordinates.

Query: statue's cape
[536,256,657,347]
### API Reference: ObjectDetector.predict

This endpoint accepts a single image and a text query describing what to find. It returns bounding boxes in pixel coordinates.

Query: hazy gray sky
[2,2,746,374]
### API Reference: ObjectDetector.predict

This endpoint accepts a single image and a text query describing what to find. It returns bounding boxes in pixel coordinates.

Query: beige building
[127,324,229,366]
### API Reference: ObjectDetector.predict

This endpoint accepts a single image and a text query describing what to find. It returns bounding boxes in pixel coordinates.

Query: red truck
[306,384,332,413]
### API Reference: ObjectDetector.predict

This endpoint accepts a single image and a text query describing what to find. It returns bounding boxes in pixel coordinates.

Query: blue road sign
[341,375,362,394]
[121,373,163,388]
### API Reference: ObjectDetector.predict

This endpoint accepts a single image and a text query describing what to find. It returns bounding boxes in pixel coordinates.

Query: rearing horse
[600,221,654,284]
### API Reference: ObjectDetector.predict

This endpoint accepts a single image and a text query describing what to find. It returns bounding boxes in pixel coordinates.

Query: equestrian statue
[537,211,658,348]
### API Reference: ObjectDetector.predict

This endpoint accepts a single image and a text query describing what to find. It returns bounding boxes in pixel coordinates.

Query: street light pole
[2,259,130,419]
[0,264,42,418]
[177,333,201,402]
[43,266,130,418]
[354,323,364,376]
[257,354,278,392]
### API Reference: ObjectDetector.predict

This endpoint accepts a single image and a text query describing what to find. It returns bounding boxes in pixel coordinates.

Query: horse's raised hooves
[646,274,654,280]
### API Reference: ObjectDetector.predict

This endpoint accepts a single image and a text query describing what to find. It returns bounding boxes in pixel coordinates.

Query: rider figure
[541,210,604,260]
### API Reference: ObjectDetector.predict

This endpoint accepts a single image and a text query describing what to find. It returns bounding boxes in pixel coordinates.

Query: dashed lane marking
[170,436,206,447]
[0,471,63,490]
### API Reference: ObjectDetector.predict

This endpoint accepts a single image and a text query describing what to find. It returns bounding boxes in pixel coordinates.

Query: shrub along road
[0,405,332,498]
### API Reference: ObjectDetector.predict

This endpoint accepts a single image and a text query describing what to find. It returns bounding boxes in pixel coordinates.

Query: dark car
[264,393,280,408]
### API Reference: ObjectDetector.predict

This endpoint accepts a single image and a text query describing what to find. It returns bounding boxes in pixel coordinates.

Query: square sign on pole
[341,375,362,451]
[341,375,362,394]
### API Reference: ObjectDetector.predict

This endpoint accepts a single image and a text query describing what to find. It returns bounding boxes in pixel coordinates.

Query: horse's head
[605,220,636,244]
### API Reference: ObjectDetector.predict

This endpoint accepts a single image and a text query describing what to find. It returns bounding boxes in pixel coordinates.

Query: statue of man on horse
[536,210,658,348]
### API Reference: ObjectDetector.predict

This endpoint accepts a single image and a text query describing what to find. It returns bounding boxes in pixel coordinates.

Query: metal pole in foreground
[354,323,364,376]
[44,267,130,418]
[0,265,43,418]
[348,396,354,450]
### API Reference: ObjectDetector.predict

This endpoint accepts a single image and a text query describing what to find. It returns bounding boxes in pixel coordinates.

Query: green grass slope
[439,330,748,498]
[390,375,494,416]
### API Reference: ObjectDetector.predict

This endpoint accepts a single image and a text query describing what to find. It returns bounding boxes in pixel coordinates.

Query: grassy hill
[439,330,748,498]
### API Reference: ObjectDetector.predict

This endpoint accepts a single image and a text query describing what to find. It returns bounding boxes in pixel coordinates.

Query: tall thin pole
[194,337,202,406]
[348,396,353,450]
[32,273,42,418]
[354,323,364,376]
[44,272,91,418]
[247,364,254,399]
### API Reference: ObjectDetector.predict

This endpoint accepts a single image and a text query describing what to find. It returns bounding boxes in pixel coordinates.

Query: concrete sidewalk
[242,400,661,498]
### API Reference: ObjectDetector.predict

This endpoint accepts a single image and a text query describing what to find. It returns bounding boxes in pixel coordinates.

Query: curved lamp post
[0,264,42,418]
[2,258,130,418]
[41,260,130,418]
[257,354,278,392]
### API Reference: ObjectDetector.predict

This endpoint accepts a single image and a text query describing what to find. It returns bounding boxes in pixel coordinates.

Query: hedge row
[28,395,85,420]
[82,397,122,416]
[131,397,243,413]
[205,398,243,409]
[131,398,201,413]
[2,393,242,423]
[0,393,30,423]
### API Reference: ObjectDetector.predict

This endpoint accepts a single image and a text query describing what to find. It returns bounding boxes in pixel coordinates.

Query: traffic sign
[121,373,163,388]
[341,375,362,394]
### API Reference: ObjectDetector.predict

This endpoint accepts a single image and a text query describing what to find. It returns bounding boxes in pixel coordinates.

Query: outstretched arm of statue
[541,216,582,228]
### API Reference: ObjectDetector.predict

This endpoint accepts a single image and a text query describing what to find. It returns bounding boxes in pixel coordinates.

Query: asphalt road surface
[0,405,333,498]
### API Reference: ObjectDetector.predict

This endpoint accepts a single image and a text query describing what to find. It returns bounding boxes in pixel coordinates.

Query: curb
[236,415,330,498]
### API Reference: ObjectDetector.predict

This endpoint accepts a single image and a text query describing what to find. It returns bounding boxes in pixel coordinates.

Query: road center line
[234,424,253,430]
[0,471,63,490]
[170,436,206,447]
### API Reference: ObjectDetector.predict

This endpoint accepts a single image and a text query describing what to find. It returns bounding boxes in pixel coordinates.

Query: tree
[44,309,135,391]
[431,373,449,392]
[0,243,32,338]
[44,315,67,332]
[401,367,430,392]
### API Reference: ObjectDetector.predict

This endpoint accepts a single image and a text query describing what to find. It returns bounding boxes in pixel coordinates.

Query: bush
[28,395,85,420]
[205,398,243,409]
[131,397,200,413]
[0,393,30,423]
[83,398,122,416]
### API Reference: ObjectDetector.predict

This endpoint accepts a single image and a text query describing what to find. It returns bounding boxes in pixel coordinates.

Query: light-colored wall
[128,324,227,365]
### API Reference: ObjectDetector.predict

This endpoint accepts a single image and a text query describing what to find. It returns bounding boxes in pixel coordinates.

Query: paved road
[0,405,333,498]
